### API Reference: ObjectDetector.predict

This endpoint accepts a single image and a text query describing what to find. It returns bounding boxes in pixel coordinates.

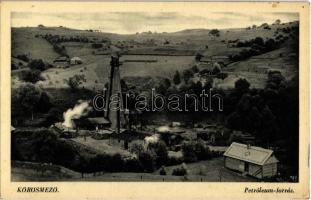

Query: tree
[129,141,144,155]
[66,74,86,91]
[265,39,276,51]
[28,59,46,71]
[234,78,250,93]
[253,37,264,46]
[195,53,203,62]
[209,29,220,37]
[37,91,52,113]
[173,71,181,85]
[183,70,194,84]
[163,78,171,89]
[182,142,197,163]
[274,19,281,25]
[20,69,43,83]
[191,65,199,73]
[148,140,168,167]
[138,151,155,172]
[14,83,42,120]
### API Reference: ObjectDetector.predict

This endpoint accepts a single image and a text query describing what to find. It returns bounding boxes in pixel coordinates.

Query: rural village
[11,17,299,182]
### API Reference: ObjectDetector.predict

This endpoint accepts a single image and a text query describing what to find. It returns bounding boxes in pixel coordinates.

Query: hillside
[11,21,298,90]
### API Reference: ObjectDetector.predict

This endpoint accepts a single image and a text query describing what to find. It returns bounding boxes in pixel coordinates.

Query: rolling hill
[11,21,299,90]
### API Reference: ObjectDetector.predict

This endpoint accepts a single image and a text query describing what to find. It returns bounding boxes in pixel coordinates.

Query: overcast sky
[12,12,298,34]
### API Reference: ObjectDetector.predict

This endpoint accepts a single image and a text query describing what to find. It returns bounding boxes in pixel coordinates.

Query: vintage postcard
[0,1,309,199]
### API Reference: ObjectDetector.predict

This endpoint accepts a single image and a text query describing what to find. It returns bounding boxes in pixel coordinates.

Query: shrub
[17,54,30,62]
[172,163,187,176]
[20,69,44,83]
[138,151,156,172]
[182,140,212,162]
[11,63,18,70]
[173,71,181,85]
[182,142,197,163]
[66,74,86,91]
[124,158,142,172]
[195,53,203,62]
[110,153,124,172]
[159,166,167,175]
[167,156,184,166]
[148,140,169,167]
[129,141,144,155]
[194,140,211,160]
[28,59,46,71]
[91,43,103,49]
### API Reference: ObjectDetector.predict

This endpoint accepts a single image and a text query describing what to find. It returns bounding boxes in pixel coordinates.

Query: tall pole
[117,93,121,134]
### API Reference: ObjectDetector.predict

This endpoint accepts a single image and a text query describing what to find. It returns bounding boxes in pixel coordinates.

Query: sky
[11,12,299,34]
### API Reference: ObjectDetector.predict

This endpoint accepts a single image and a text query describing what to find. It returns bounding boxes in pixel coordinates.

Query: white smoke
[62,100,92,128]
[144,134,160,148]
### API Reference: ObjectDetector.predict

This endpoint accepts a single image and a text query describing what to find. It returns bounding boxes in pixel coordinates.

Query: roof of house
[54,56,68,62]
[223,142,278,165]
[87,117,110,125]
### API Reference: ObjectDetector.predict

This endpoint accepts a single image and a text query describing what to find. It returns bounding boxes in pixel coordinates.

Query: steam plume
[62,100,92,128]
[144,134,160,148]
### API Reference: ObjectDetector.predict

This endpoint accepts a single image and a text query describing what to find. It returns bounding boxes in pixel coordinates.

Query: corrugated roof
[223,142,274,165]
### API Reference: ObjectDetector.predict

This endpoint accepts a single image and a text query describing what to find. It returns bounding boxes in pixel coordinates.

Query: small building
[87,117,110,129]
[53,56,69,68]
[73,117,110,130]
[223,142,279,179]
[54,56,69,63]
[70,57,83,65]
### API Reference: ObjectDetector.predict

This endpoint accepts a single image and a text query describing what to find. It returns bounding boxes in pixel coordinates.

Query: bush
[91,43,103,49]
[167,156,184,166]
[17,54,30,62]
[159,166,167,175]
[11,63,18,70]
[182,142,197,162]
[172,163,187,176]
[66,74,86,91]
[195,53,203,62]
[129,141,144,155]
[138,151,156,172]
[20,70,44,83]
[110,153,124,172]
[182,140,212,162]
[148,140,168,167]
[28,59,46,71]
[124,158,143,172]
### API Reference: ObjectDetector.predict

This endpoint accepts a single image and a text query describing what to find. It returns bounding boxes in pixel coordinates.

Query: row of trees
[223,71,298,177]
[12,83,52,121]
[229,37,284,62]
[19,59,54,83]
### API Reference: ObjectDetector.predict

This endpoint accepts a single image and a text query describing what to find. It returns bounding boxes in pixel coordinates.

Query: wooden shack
[223,142,278,179]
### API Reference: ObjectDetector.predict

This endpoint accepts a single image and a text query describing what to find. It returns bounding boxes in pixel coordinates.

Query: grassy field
[12,157,257,182]
[35,54,196,89]
[11,21,298,91]
[71,136,133,157]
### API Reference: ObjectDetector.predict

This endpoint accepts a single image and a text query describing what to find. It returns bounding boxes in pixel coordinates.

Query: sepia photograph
[9,10,301,183]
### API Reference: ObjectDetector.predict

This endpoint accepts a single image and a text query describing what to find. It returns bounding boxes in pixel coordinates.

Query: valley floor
[12,158,256,182]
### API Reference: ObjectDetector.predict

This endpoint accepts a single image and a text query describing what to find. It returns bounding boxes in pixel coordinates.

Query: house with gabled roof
[223,142,279,179]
